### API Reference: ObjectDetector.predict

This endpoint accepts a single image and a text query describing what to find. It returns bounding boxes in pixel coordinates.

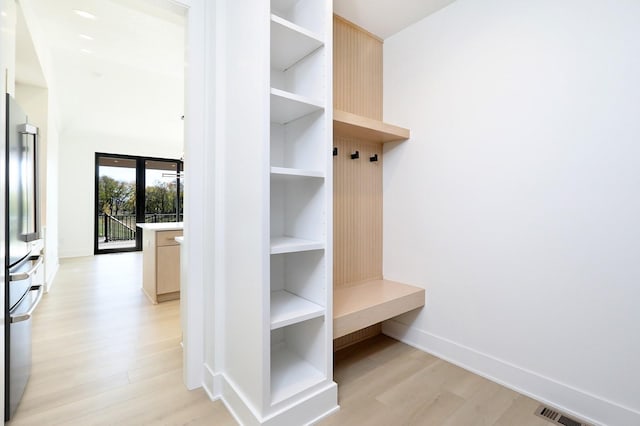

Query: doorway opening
[3,0,208,421]
[94,153,183,254]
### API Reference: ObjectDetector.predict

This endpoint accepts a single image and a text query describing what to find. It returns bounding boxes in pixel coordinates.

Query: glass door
[145,160,182,223]
[95,154,183,254]
[95,155,138,252]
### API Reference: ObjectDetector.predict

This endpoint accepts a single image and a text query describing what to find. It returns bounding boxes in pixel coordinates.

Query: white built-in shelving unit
[220,0,335,422]
[268,0,336,418]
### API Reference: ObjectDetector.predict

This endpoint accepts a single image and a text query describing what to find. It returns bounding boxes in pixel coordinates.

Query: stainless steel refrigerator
[4,94,44,420]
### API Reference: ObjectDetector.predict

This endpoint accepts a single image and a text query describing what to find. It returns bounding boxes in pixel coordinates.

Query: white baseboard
[45,261,59,293]
[58,252,93,259]
[202,364,219,401]
[203,364,338,425]
[220,376,263,426]
[382,320,640,426]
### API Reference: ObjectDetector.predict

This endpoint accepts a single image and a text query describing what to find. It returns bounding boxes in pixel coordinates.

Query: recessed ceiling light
[1,11,7,17]
[73,10,96,20]
[80,48,93,54]
[79,34,94,41]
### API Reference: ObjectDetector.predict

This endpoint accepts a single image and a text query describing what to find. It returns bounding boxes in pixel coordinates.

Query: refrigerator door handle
[9,254,43,281]
[10,285,44,323]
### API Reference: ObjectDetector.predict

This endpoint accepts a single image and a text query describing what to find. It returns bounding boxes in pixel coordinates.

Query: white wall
[43,94,59,286]
[382,1,640,425]
[53,38,184,258]
[218,0,270,415]
[15,84,48,216]
[1,0,16,95]
[16,0,60,291]
[57,130,181,257]
[15,83,60,286]
[15,84,49,277]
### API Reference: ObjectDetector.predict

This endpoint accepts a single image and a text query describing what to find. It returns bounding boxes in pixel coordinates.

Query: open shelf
[271,343,325,405]
[270,316,326,405]
[271,236,324,254]
[271,250,325,313]
[271,14,323,71]
[271,0,325,36]
[271,111,325,171]
[333,109,410,143]
[271,176,325,251]
[271,290,324,329]
[271,88,324,124]
[271,166,324,179]
[333,279,425,339]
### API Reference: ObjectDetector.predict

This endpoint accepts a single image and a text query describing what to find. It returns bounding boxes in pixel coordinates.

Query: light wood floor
[9,253,235,426]
[11,253,549,425]
[320,336,551,426]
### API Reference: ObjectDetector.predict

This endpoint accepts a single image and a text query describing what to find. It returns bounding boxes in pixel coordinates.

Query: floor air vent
[534,405,593,426]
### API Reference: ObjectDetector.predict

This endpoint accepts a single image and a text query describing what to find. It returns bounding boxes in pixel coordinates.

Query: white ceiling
[30,0,184,78]
[22,0,185,144]
[334,0,457,39]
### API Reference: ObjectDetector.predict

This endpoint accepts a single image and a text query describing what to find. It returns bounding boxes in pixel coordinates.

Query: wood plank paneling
[333,15,383,120]
[333,324,382,352]
[333,137,383,287]
[333,15,385,344]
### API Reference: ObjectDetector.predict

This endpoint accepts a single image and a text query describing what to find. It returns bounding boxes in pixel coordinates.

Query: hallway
[9,253,235,425]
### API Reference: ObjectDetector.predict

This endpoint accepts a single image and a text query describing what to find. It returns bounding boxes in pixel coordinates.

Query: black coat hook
[333,147,338,156]
[351,151,360,159]
[370,154,378,162]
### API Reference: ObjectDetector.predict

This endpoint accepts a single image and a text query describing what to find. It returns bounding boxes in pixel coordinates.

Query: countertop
[136,222,184,231]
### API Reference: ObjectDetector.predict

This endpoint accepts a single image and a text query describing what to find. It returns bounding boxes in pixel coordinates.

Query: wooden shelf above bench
[333,109,410,143]
[333,279,425,339]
